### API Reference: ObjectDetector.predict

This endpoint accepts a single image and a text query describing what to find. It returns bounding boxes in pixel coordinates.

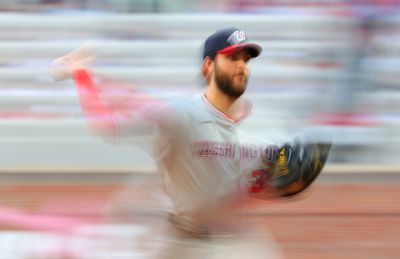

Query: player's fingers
[68,42,98,64]
[49,42,98,82]
[49,56,73,82]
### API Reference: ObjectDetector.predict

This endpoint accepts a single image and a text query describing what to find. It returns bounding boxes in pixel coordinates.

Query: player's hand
[49,43,97,82]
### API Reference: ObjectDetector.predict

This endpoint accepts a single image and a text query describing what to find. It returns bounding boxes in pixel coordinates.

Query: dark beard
[214,65,247,98]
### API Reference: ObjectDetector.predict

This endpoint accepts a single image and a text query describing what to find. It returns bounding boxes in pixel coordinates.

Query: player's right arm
[50,44,167,141]
[72,68,117,137]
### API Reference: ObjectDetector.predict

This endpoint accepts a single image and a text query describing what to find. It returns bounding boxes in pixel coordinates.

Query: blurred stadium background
[0,0,399,258]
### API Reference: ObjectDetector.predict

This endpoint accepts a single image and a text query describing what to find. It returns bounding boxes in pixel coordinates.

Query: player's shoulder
[163,94,204,126]
[167,95,205,115]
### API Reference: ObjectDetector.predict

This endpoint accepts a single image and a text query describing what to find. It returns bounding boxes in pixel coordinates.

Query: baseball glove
[269,139,332,197]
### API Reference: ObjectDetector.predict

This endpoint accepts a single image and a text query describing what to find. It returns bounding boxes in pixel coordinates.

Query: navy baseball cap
[203,28,262,60]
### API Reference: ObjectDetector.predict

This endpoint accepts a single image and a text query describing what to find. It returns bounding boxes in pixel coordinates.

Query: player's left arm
[249,139,332,199]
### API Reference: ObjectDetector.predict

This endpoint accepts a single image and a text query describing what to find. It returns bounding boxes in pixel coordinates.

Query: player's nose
[237,59,248,73]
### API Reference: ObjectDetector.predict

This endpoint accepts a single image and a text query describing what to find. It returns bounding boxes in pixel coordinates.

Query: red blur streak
[0,111,67,119]
[285,60,344,69]
[0,184,116,232]
[73,69,117,136]
[310,112,377,126]
[0,206,91,233]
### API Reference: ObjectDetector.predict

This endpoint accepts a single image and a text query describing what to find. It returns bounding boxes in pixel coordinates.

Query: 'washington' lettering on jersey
[191,141,278,161]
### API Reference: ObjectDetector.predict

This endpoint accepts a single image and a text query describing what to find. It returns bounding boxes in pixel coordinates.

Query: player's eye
[227,52,251,63]
[228,53,239,61]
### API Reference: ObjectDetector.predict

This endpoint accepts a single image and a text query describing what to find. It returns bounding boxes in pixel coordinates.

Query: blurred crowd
[1,0,400,14]
[0,0,400,165]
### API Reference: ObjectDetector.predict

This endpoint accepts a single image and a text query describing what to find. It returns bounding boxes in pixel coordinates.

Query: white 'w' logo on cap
[227,31,246,45]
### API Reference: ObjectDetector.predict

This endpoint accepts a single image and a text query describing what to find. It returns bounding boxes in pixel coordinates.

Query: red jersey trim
[201,93,252,124]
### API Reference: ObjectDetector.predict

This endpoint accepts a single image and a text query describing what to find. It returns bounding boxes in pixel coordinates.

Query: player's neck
[204,84,238,116]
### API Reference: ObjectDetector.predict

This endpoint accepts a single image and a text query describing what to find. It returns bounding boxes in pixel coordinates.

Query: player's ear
[202,56,214,83]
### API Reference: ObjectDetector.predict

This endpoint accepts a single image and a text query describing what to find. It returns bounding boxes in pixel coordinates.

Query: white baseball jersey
[87,76,299,235]
[119,93,283,234]
[81,81,322,239]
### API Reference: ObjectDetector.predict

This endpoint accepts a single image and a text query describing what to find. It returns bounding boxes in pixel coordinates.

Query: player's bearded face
[213,55,248,98]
